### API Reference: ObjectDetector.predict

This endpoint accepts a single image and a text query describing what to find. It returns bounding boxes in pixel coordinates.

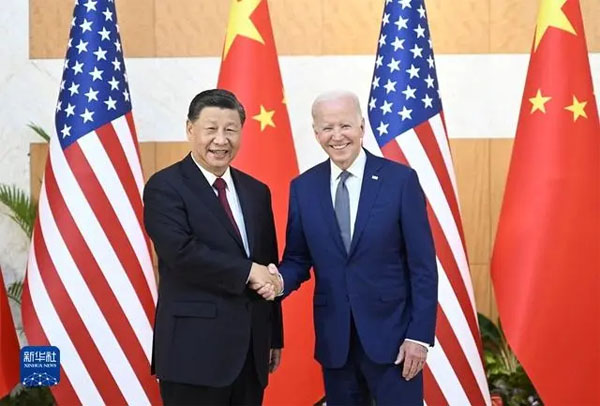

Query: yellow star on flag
[253,105,276,131]
[529,89,552,114]
[564,96,588,122]
[223,0,265,59]
[534,0,576,51]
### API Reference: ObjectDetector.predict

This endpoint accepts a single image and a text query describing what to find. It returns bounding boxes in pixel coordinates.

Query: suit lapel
[180,154,245,252]
[231,168,255,256]
[349,151,384,256]
[317,161,348,256]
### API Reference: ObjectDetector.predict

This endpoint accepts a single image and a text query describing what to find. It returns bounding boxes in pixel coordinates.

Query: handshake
[248,263,282,301]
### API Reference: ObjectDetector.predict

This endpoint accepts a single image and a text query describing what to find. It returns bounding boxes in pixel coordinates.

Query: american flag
[368,1,491,405]
[21,1,160,405]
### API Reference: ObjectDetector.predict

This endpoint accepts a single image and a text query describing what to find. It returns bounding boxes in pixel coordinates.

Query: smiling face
[186,106,242,176]
[312,94,365,170]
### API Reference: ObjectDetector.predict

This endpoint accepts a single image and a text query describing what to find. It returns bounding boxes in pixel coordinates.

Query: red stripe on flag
[21,284,81,405]
[380,140,409,165]
[125,112,142,166]
[436,305,487,406]
[96,123,153,264]
[33,217,124,405]
[423,365,448,406]
[64,143,155,324]
[426,204,483,355]
[122,113,156,262]
[44,164,159,400]
[414,121,467,251]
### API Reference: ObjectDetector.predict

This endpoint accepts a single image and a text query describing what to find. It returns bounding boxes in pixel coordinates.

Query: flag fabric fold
[21,1,160,405]
[217,0,323,404]
[367,1,490,404]
[491,0,600,404]
[0,267,19,398]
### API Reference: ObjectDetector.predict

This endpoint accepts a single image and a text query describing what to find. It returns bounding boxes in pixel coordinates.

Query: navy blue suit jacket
[279,150,437,368]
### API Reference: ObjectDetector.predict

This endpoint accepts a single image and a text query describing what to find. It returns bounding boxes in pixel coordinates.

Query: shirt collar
[330,148,366,182]
[191,154,234,190]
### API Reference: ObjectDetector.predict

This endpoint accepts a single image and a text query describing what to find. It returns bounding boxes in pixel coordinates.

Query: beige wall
[30,140,514,321]
[30,0,600,58]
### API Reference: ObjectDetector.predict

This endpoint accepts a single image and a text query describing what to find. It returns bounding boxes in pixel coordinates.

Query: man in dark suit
[143,89,283,406]
[257,91,437,405]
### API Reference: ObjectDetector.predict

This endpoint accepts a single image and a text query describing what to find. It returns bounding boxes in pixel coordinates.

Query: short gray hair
[311,90,363,120]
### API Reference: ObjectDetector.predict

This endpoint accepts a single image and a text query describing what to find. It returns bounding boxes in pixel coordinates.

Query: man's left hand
[269,349,282,373]
[394,340,427,381]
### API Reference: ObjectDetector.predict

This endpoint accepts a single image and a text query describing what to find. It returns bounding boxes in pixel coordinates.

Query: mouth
[208,149,230,159]
[330,143,350,151]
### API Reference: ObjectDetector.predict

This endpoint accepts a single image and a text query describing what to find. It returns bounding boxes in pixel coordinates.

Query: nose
[213,129,227,145]
[331,127,344,140]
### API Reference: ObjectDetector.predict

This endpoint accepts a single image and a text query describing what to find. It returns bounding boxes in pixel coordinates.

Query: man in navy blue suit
[255,90,437,405]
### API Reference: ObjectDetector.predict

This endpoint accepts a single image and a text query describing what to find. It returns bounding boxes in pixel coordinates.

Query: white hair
[311,90,363,120]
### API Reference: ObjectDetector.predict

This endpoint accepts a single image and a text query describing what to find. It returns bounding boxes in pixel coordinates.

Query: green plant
[26,123,50,142]
[478,313,542,406]
[0,386,55,406]
[0,125,55,406]
[0,123,48,304]
[0,185,36,240]
[6,281,24,305]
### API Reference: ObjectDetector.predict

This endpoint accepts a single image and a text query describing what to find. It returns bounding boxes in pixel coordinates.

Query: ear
[360,118,365,137]
[185,119,193,141]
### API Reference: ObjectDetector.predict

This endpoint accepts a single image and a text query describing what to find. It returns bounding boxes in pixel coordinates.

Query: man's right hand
[248,263,282,301]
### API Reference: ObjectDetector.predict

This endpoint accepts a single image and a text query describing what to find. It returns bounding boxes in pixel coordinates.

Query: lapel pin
[371,175,379,180]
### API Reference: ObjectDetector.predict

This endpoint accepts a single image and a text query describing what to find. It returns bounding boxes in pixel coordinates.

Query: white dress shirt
[329,149,429,350]
[192,156,250,258]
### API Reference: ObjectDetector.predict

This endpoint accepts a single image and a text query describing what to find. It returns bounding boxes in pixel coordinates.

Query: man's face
[186,107,242,176]
[313,96,364,170]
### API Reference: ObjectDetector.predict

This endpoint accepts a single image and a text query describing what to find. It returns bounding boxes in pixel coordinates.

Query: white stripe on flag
[429,114,459,200]
[49,136,153,361]
[437,258,491,402]
[428,337,471,405]
[395,131,474,306]
[27,233,104,406]
[112,116,146,205]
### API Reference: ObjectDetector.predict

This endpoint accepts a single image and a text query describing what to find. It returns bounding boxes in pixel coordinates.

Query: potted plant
[478,313,542,406]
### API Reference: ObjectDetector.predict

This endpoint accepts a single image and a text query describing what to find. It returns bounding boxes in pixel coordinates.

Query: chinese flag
[0,267,19,398]
[491,0,600,404]
[217,1,323,404]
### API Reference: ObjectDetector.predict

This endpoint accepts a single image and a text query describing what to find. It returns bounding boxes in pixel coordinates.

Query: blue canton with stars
[368,0,442,148]
[56,0,131,149]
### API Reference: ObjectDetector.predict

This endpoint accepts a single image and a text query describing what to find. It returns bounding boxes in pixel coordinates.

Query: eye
[341,124,351,129]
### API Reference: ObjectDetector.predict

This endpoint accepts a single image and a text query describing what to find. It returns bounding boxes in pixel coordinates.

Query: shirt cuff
[404,338,430,350]
[276,273,284,297]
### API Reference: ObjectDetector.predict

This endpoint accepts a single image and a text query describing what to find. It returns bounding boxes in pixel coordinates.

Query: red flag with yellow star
[491,0,600,404]
[217,1,323,404]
